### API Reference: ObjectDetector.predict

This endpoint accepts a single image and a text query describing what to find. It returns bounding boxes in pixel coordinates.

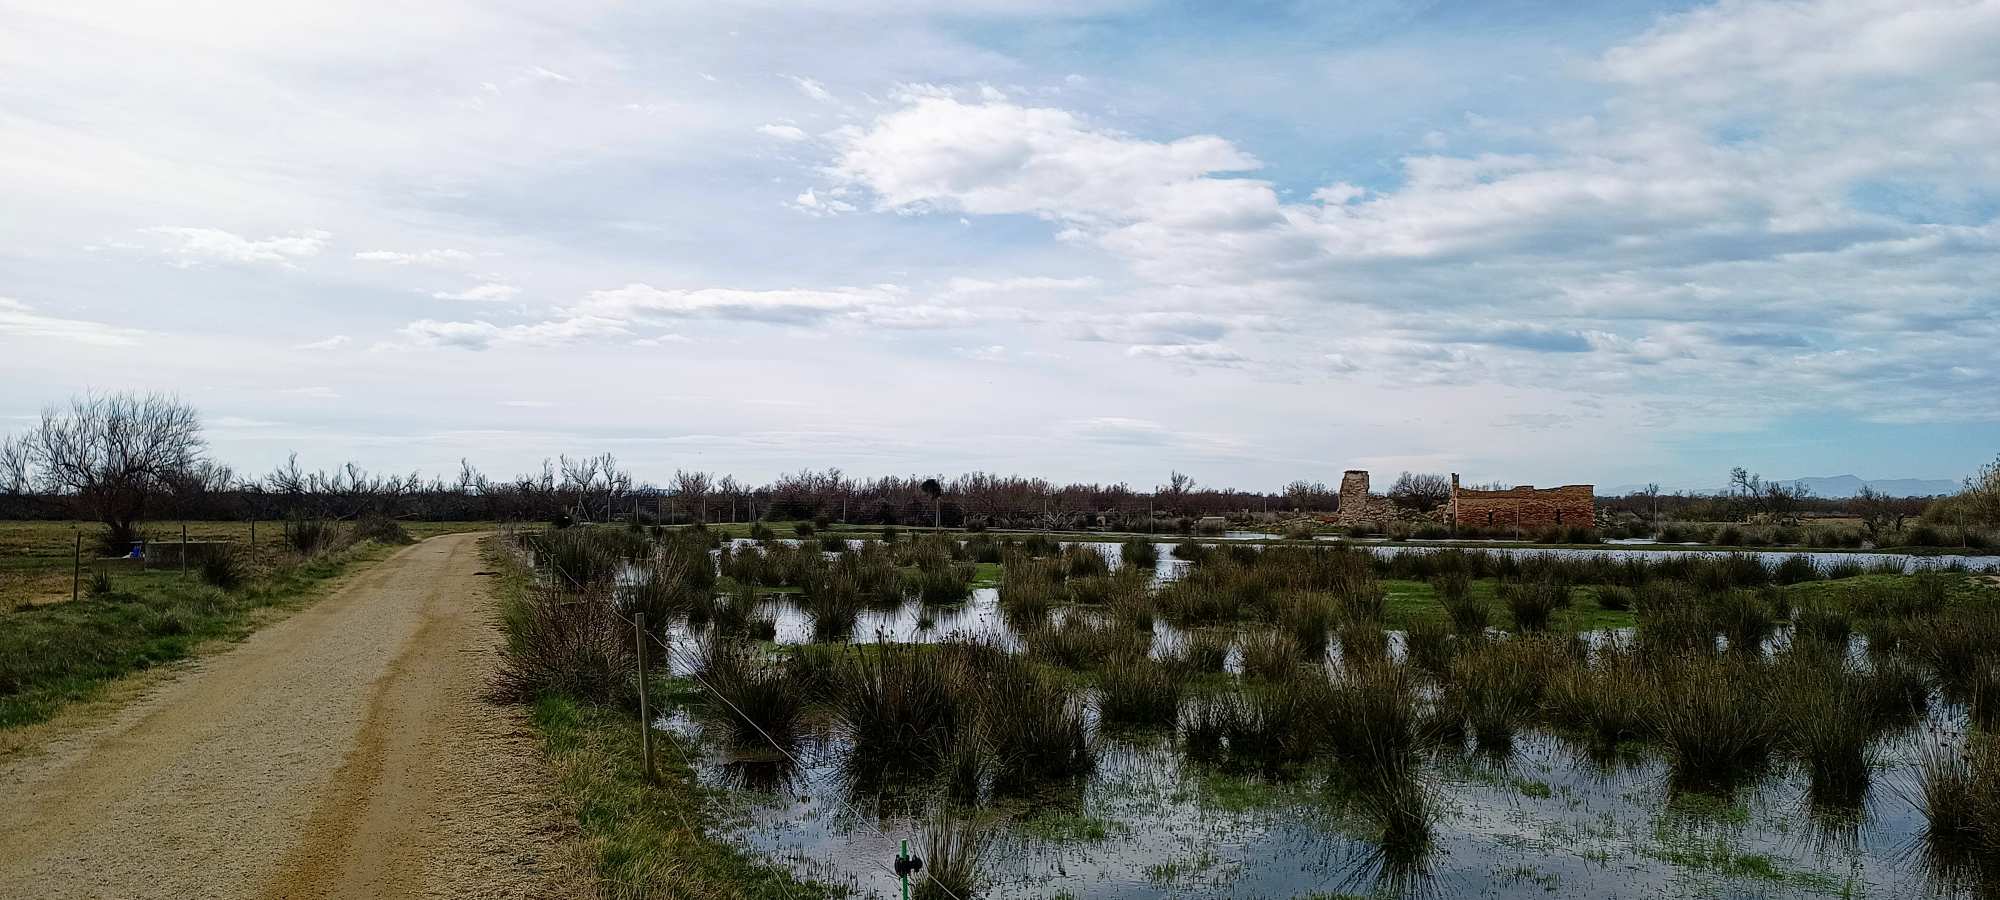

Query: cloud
[789,76,833,102]
[145,227,329,267]
[395,316,628,351]
[0,298,144,346]
[828,95,1263,229]
[1124,343,1246,366]
[354,249,474,266]
[432,282,521,302]
[280,386,340,399]
[295,335,351,351]
[757,123,808,142]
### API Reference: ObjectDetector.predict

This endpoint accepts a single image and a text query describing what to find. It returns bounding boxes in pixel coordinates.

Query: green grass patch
[531,693,843,899]
[0,534,459,729]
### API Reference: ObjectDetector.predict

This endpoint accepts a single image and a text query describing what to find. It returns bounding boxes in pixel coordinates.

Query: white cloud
[757,123,808,141]
[432,282,521,302]
[1124,343,1246,366]
[790,76,833,102]
[145,227,329,267]
[354,249,474,266]
[295,335,351,350]
[395,316,628,351]
[0,298,144,346]
[280,386,340,399]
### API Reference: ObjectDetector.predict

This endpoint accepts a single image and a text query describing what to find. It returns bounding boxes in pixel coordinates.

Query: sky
[2,0,1996,492]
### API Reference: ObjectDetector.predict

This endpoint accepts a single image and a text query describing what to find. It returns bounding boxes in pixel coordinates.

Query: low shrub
[494,589,635,706]
[351,516,413,545]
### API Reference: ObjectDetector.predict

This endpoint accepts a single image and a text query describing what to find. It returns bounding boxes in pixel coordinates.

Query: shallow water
[661,677,1965,900]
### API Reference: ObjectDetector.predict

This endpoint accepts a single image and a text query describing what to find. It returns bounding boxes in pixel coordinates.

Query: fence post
[72,531,82,603]
[634,611,656,782]
[250,519,256,561]
[180,521,189,576]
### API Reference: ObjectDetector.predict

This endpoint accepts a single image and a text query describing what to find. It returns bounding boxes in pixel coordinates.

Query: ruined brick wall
[1336,470,1398,525]
[1447,475,1595,530]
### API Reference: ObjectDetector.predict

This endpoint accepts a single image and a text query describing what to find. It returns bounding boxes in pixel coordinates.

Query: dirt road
[0,532,575,900]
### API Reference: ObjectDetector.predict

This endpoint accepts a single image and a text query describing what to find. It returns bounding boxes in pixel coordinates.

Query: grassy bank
[486,536,842,900]
[0,519,492,729]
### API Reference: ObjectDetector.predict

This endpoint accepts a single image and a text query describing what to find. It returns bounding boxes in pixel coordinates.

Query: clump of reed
[493,587,634,706]
[197,548,245,591]
[1448,638,1553,753]
[984,662,1094,786]
[1644,654,1774,792]
[998,552,1063,622]
[915,806,991,900]
[1499,578,1570,632]
[1095,653,1183,726]
[1331,557,1386,621]
[1240,629,1302,681]
[285,518,345,556]
[1769,648,1878,809]
[1402,617,1456,674]
[1909,736,2000,891]
[1338,621,1389,664]
[1791,599,1852,649]
[1022,618,1149,670]
[1635,581,1716,655]
[832,643,965,769]
[1170,630,1231,674]
[1056,543,1110,579]
[693,635,805,746]
[1594,584,1634,612]
[1432,572,1488,635]
[1326,659,1432,779]
[1707,589,1773,654]
[1105,573,1157,630]
[1544,637,1648,749]
[88,569,115,597]
[1274,591,1336,659]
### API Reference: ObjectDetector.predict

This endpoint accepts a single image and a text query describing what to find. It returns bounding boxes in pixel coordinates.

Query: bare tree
[1388,471,1451,512]
[1282,479,1333,511]
[16,392,207,549]
[1852,485,1897,540]
[0,434,29,495]
[673,469,713,523]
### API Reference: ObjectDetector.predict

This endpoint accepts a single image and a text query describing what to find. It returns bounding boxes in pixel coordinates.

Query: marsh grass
[1402,617,1455,674]
[1767,645,1885,812]
[832,642,963,769]
[1646,654,1774,793]
[1174,630,1231,674]
[1240,629,1301,681]
[1120,538,1159,570]
[494,589,635,707]
[1023,618,1148,670]
[916,806,991,900]
[1499,578,1569,632]
[1432,572,1488,635]
[1096,653,1183,726]
[694,636,805,746]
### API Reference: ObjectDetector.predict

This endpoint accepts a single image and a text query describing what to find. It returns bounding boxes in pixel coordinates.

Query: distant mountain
[1780,475,1961,498]
[1601,475,1961,498]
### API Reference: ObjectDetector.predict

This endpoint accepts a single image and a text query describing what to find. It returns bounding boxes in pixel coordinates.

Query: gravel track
[0,532,576,900]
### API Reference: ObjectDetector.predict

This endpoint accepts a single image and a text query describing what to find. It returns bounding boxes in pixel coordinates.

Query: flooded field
[610,534,2000,899]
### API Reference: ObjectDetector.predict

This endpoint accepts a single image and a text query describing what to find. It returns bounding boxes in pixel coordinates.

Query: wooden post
[180,521,189,575]
[72,531,82,603]
[634,611,655,781]
[249,519,256,562]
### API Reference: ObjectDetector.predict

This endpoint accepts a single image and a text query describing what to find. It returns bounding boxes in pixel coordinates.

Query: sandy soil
[0,532,579,900]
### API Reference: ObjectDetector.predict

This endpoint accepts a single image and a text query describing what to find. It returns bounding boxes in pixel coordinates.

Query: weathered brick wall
[1448,482,1595,530]
[1336,471,1397,525]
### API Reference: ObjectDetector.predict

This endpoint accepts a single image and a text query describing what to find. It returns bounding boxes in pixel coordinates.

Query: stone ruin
[1335,470,1595,530]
